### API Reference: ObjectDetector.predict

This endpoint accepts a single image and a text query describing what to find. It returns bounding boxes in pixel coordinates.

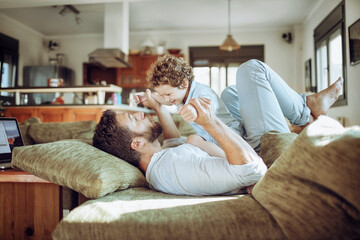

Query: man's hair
[146,54,194,88]
[93,110,141,167]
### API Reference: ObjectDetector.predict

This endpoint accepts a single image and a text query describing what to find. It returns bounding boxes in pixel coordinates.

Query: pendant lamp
[219,0,240,52]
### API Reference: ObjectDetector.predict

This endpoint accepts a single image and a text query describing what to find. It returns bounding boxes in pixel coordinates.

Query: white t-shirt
[145,138,267,196]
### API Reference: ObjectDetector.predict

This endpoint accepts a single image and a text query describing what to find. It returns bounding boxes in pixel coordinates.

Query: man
[93,90,267,196]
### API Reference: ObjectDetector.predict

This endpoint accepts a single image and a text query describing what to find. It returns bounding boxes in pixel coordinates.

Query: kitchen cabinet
[5,107,77,123]
[5,105,153,123]
[84,54,184,89]
[4,108,35,122]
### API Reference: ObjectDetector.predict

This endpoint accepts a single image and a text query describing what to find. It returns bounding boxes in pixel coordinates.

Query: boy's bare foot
[306,77,343,119]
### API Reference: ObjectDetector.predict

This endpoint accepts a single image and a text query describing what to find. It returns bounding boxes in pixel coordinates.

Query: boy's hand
[134,89,161,110]
[133,92,146,104]
[178,104,198,122]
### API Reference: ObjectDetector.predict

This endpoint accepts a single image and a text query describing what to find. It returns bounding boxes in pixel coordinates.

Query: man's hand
[134,89,161,111]
[178,104,198,122]
[187,97,215,126]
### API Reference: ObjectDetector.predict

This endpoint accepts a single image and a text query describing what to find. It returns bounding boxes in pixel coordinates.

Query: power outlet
[336,117,346,126]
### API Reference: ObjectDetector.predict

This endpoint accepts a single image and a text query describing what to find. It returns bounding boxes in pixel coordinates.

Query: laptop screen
[0,117,24,162]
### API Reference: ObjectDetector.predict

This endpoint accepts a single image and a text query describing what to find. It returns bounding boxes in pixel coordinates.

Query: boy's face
[154,80,189,106]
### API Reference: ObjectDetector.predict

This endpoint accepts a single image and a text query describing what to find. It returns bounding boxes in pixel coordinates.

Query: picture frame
[349,18,360,65]
[305,59,313,92]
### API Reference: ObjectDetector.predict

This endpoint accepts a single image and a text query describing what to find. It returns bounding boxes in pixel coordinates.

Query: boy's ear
[130,137,145,150]
[180,78,189,89]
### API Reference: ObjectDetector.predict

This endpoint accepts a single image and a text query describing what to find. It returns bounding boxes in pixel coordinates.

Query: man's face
[154,83,188,106]
[116,112,162,142]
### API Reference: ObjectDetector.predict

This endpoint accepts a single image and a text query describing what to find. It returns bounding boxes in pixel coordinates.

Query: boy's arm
[136,89,180,140]
[189,97,260,166]
[186,134,226,158]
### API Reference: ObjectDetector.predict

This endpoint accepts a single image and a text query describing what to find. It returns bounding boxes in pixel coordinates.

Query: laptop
[0,117,24,169]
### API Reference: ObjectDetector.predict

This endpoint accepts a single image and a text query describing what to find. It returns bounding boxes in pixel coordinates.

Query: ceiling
[0,0,321,36]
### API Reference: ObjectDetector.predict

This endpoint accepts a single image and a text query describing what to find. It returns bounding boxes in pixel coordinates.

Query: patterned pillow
[253,116,360,239]
[11,139,148,198]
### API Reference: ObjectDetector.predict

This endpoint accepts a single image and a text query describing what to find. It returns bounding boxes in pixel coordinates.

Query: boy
[137,55,343,152]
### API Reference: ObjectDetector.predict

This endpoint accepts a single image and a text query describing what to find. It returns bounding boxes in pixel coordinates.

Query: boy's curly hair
[146,55,194,88]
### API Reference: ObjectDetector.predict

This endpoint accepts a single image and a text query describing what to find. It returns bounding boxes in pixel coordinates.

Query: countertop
[3,104,154,113]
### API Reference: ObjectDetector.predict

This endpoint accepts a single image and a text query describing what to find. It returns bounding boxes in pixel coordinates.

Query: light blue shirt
[181,81,243,144]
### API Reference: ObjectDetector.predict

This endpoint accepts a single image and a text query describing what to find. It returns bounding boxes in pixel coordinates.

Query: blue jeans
[221,59,310,150]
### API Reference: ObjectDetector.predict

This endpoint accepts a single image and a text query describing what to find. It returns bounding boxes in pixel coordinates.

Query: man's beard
[147,122,163,142]
[135,122,163,143]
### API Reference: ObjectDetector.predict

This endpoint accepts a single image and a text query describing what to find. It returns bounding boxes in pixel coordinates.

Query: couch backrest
[253,116,360,239]
[22,120,97,144]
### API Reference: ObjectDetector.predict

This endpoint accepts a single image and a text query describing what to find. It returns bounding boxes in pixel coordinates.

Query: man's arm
[186,134,226,158]
[135,89,181,140]
[189,97,259,165]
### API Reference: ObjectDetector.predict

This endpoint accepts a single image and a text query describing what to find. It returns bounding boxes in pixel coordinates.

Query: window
[314,1,346,106]
[189,46,264,96]
[0,33,19,104]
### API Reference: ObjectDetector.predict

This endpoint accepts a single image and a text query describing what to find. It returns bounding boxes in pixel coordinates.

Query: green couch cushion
[18,117,42,146]
[11,139,148,199]
[253,116,360,239]
[28,120,97,144]
[259,131,298,168]
[52,188,285,240]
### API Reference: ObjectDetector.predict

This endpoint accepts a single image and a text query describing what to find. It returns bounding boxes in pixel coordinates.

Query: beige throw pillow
[253,116,360,239]
[11,139,148,199]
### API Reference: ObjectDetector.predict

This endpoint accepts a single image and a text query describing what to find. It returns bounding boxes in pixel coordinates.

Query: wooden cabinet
[70,108,102,122]
[5,107,104,123]
[84,54,184,89]
[4,108,36,122]
[38,108,70,122]
[5,105,153,123]
[0,169,62,240]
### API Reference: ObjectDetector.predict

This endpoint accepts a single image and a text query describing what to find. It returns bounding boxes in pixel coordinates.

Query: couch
[11,115,360,239]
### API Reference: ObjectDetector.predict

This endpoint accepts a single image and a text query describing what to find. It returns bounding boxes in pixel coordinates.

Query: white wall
[0,9,297,90]
[130,29,297,88]
[18,28,297,89]
[302,0,360,126]
[44,34,103,86]
[0,14,46,86]
[6,2,359,126]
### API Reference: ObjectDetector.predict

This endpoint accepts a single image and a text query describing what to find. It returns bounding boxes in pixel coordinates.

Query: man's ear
[130,137,145,150]
[180,78,189,89]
